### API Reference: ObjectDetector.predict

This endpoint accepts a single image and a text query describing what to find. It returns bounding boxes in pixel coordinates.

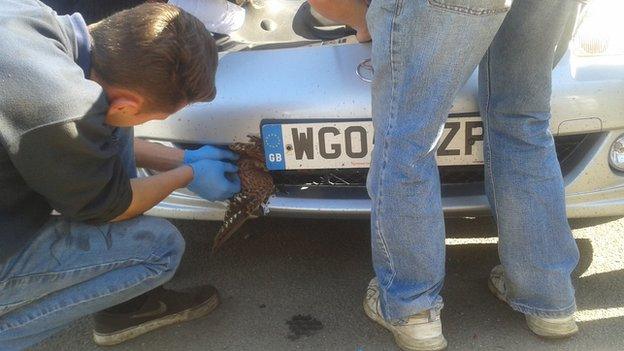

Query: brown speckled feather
[212,136,275,253]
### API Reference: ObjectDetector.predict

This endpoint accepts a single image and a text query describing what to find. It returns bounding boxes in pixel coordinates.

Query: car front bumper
[136,43,624,221]
[142,129,624,220]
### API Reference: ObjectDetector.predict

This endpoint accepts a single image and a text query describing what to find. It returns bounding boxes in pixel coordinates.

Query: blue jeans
[0,130,184,350]
[366,0,580,322]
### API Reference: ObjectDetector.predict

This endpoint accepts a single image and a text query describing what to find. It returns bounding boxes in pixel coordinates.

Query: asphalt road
[33,216,624,351]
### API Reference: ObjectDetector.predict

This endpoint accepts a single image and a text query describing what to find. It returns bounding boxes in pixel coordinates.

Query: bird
[212,135,275,253]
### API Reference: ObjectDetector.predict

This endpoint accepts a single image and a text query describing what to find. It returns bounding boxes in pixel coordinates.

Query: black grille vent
[272,134,589,187]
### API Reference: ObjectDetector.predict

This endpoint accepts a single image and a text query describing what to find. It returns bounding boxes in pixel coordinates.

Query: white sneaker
[488,265,579,339]
[363,278,448,351]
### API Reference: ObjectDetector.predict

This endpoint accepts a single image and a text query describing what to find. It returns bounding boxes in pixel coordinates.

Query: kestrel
[212,135,275,253]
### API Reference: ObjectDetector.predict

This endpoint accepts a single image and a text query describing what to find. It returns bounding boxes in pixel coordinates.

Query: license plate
[262,117,484,171]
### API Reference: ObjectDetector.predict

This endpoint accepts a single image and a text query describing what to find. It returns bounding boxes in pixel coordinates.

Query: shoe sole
[93,293,220,346]
[363,299,447,351]
[487,278,578,339]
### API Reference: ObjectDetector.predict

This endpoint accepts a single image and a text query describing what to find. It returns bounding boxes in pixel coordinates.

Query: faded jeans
[0,129,185,350]
[366,0,580,321]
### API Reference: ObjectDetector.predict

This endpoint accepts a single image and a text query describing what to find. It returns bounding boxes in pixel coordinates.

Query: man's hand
[184,145,239,164]
[188,159,241,201]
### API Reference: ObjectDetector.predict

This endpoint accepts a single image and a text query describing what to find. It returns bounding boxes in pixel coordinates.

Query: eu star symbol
[264,132,282,149]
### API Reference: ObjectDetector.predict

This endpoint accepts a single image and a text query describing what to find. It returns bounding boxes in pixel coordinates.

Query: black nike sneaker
[93,285,220,346]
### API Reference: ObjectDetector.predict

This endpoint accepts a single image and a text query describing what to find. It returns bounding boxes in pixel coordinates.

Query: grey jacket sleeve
[9,115,133,224]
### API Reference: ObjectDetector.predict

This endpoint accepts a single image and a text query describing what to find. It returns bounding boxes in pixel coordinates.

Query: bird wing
[212,192,264,253]
[211,136,275,254]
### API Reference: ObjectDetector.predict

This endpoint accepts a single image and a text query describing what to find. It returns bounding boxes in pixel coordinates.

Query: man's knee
[123,216,185,270]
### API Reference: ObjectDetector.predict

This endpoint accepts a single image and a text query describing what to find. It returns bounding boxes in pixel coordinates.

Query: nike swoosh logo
[130,301,167,319]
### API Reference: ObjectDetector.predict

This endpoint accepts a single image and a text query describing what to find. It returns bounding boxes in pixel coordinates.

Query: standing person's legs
[0,216,184,350]
[364,0,509,348]
[480,0,580,337]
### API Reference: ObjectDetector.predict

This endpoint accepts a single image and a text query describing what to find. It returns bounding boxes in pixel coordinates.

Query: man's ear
[90,71,149,126]
[107,88,144,117]
[90,71,145,116]
[103,87,148,126]
[108,96,141,117]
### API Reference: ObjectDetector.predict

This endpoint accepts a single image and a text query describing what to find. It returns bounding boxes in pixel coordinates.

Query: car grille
[272,133,590,187]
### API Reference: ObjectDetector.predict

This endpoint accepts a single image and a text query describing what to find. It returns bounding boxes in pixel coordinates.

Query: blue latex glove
[187,159,241,201]
[184,145,238,164]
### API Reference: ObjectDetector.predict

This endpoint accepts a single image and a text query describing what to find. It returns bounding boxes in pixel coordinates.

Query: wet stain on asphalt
[286,314,323,341]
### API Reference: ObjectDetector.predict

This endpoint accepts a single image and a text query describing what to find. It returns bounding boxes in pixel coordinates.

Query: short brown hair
[89,3,218,112]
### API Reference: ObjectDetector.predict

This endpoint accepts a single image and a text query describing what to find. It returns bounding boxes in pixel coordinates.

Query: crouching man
[0,1,241,349]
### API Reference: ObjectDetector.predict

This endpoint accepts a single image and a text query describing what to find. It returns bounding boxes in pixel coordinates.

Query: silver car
[135,0,624,221]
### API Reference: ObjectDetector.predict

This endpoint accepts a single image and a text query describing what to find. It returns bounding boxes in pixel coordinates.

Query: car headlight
[610,134,624,172]
[572,0,624,57]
